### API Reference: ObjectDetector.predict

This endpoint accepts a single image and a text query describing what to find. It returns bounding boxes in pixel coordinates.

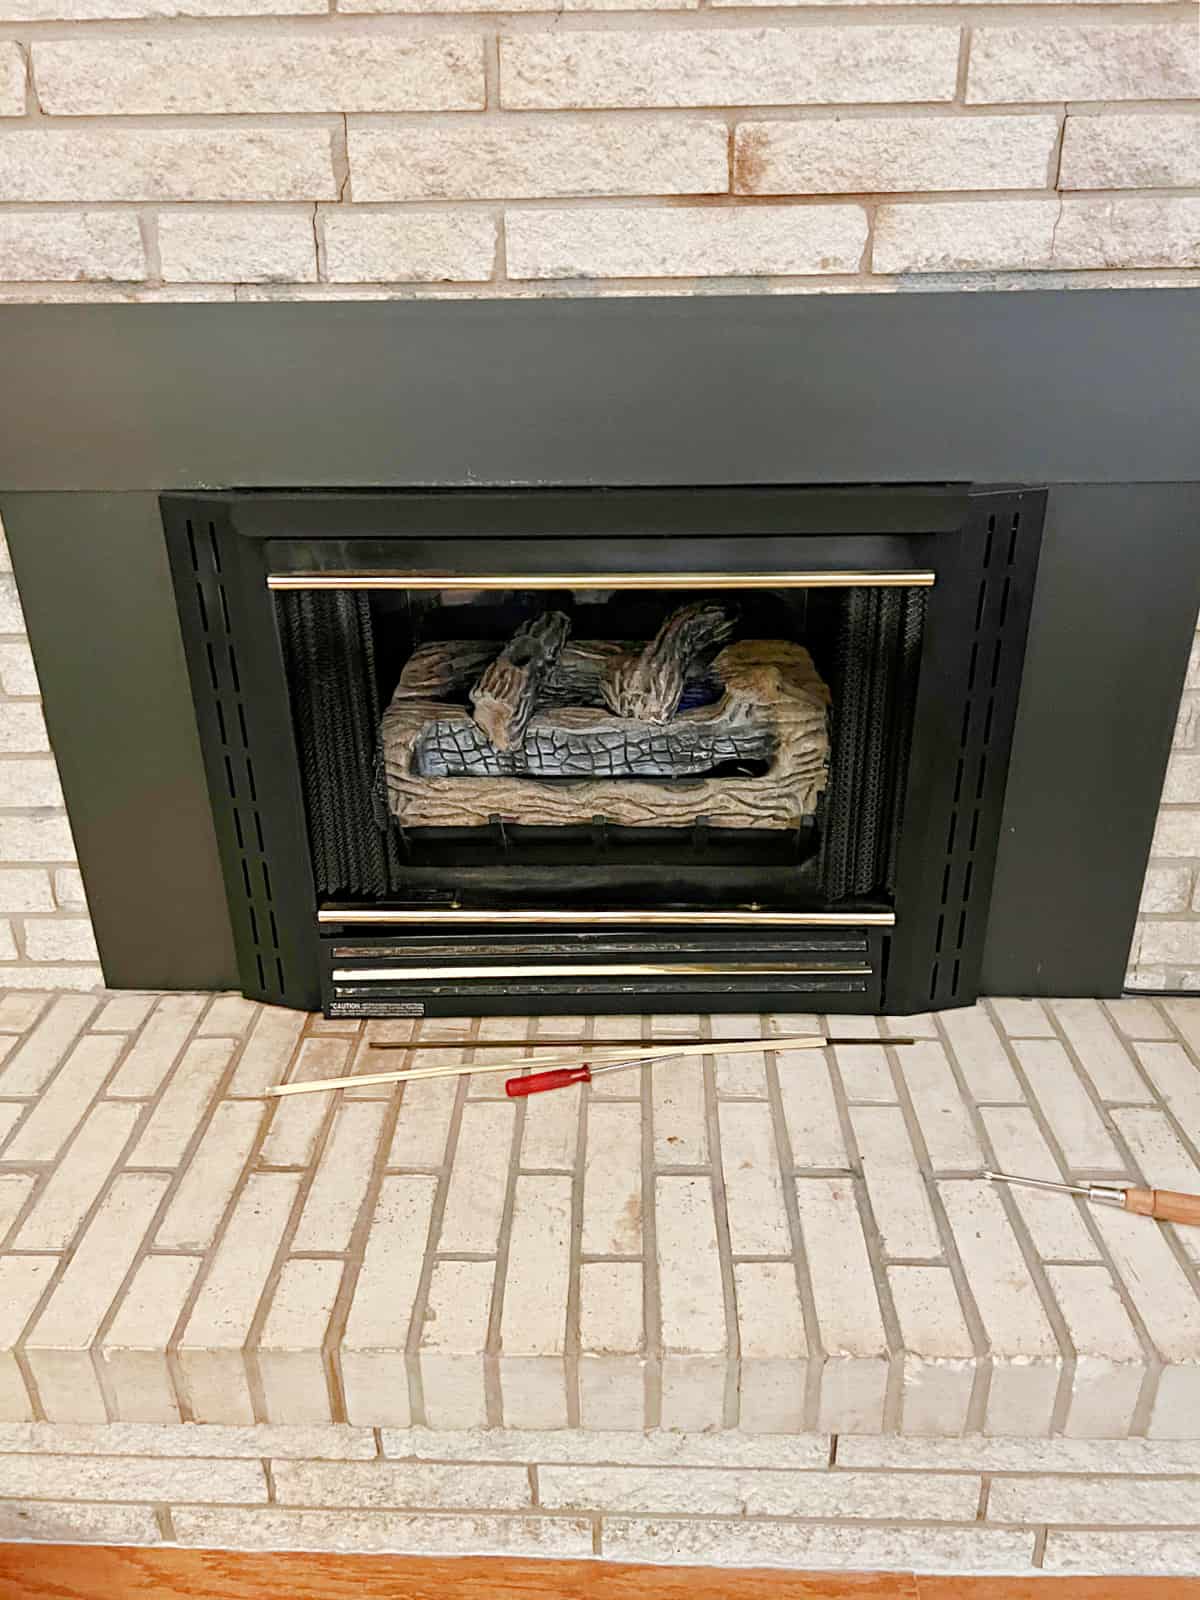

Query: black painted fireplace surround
[0,291,1197,1012]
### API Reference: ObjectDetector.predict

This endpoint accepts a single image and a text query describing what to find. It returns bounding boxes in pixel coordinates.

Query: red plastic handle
[505,1065,592,1098]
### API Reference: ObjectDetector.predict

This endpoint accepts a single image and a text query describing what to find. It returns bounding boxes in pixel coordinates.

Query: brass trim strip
[333,962,872,981]
[269,572,935,592]
[320,908,895,927]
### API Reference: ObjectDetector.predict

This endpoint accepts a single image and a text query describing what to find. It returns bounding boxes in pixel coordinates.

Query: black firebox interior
[162,485,1044,1018]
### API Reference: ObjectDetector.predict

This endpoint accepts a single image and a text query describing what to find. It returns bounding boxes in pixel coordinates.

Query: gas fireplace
[163,485,1043,1018]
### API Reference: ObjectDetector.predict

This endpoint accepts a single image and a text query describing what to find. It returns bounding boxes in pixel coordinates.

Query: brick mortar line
[236,1028,348,1427]
[980,1000,1163,1435]
[166,1011,298,1424]
[695,1014,740,1428]
[881,1030,992,1433]
[562,1014,592,1428]
[637,1013,662,1429]
[822,1031,907,1430]
[8,1447,1200,1479]
[763,1026,825,1430]
[324,1024,410,1427]
[482,1013,531,1429]
[932,1014,1080,1434]
[404,1017,480,1428]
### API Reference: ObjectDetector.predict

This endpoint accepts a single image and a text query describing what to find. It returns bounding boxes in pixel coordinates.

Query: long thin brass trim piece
[320,908,896,927]
[332,962,871,981]
[269,571,936,592]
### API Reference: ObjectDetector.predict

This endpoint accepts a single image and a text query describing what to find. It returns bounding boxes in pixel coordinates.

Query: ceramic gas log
[381,615,831,829]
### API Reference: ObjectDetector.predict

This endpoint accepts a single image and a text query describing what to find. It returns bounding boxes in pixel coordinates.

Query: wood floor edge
[2,1544,1200,1600]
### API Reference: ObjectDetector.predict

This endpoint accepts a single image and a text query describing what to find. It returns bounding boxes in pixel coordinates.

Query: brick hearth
[3,995,1199,1439]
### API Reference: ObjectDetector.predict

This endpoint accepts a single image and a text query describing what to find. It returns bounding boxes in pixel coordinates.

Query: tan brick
[439,1100,514,1253]
[980,1106,1100,1261]
[0,42,22,116]
[0,128,337,203]
[874,199,1058,274]
[653,1051,707,1165]
[1140,865,1193,915]
[579,1260,644,1430]
[0,1452,265,1503]
[323,210,497,285]
[351,118,727,202]
[656,1174,726,1429]
[795,1177,888,1431]
[581,1100,641,1256]
[1062,113,1200,191]
[1013,1038,1125,1169]
[173,1506,592,1557]
[4,0,325,13]
[0,700,50,752]
[779,1047,847,1167]
[1052,198,1200,271]
[889,1264,974,1436]
[155,1101,263,1250]
[159,209,317,285]
[0,641,38,695]
[178,1172,300,1424]
[91,993,155,1032]
[967,26,1200,105]
[4,1033,122,1161]
[389,1070,457,1167]
[0,1257,54,1421]
[0,211,144,282]
[500,1174,572,1428]
[274,1459,531,1511]
[852,1105,941,1260]
[0,1421,376,1457]
[345,0,693,10]
[23,918,99,964]
[228,1004,304,1095]
[895,1040,982,1170]
[1051,998,1150,1102]
[520,1074,579,1171]
[604,1521,1033,1571]
[734,1260,806,1433]
[938,1179,1061,1436]
[0,758,63,809]
[108,993,206,1098]
[14,1102,138,1249]
[342,1175,437,1427]
[736,114,1056,196]
[718,1101,790,1255]
[0,991,46,1030]
[0,1172,34,1236]
[0,963,100,993]
[419,1258,493,1429]
[292,1101,385,1252]
[99,1254,200,1423]
[939,1003,1023,1101]
[1045,1263,1144,1439]
[25,1172,171,1421]
[258,1258,342,1425]
[0,1501,159,1544]
[501,28,960,110]
[0,993,93,1092]
[34,33,484,116]
[508,203,867,281]
[127,1036,232,1166]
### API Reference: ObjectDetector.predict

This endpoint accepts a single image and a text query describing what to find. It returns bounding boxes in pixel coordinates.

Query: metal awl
[986,1171,1200,1227]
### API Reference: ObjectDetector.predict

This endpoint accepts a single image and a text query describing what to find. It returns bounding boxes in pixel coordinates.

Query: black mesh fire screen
[275,583,927,913]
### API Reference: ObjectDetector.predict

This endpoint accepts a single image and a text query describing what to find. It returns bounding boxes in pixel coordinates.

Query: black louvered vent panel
[184,516,287,998]
[928,498,1026,1007]
[820,587,927,902]
[275,589,402,901]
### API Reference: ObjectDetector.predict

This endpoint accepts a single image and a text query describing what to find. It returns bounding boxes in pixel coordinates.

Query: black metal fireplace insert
[162,484,1043,1017]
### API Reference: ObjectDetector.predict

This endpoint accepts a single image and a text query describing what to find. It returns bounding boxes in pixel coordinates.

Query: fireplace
[161,484,1042,1018]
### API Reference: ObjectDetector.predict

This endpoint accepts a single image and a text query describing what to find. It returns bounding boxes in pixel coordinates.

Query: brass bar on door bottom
[332,962,872,982]
[320,908,896,927]
[270,571,935,592]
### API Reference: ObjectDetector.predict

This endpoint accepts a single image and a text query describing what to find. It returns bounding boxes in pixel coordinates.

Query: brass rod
[267,1032,835,1098]
[332,962,870,981]
[269,572,936,592]
[320,908,895,927]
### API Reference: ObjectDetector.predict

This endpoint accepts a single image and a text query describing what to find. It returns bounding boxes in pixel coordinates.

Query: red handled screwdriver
[506,1059,631,1097]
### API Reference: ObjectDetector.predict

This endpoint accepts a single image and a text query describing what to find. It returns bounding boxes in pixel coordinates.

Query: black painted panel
[983,484,1200,997]
[0,293,1198,492]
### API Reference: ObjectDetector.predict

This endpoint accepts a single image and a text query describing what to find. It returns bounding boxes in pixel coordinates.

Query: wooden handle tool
[986,1171,1200,1228]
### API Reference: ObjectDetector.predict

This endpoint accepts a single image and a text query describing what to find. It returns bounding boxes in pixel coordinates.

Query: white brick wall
[0,7,1192,297]
[1129,611,1200,992]
[0,515,102,990]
